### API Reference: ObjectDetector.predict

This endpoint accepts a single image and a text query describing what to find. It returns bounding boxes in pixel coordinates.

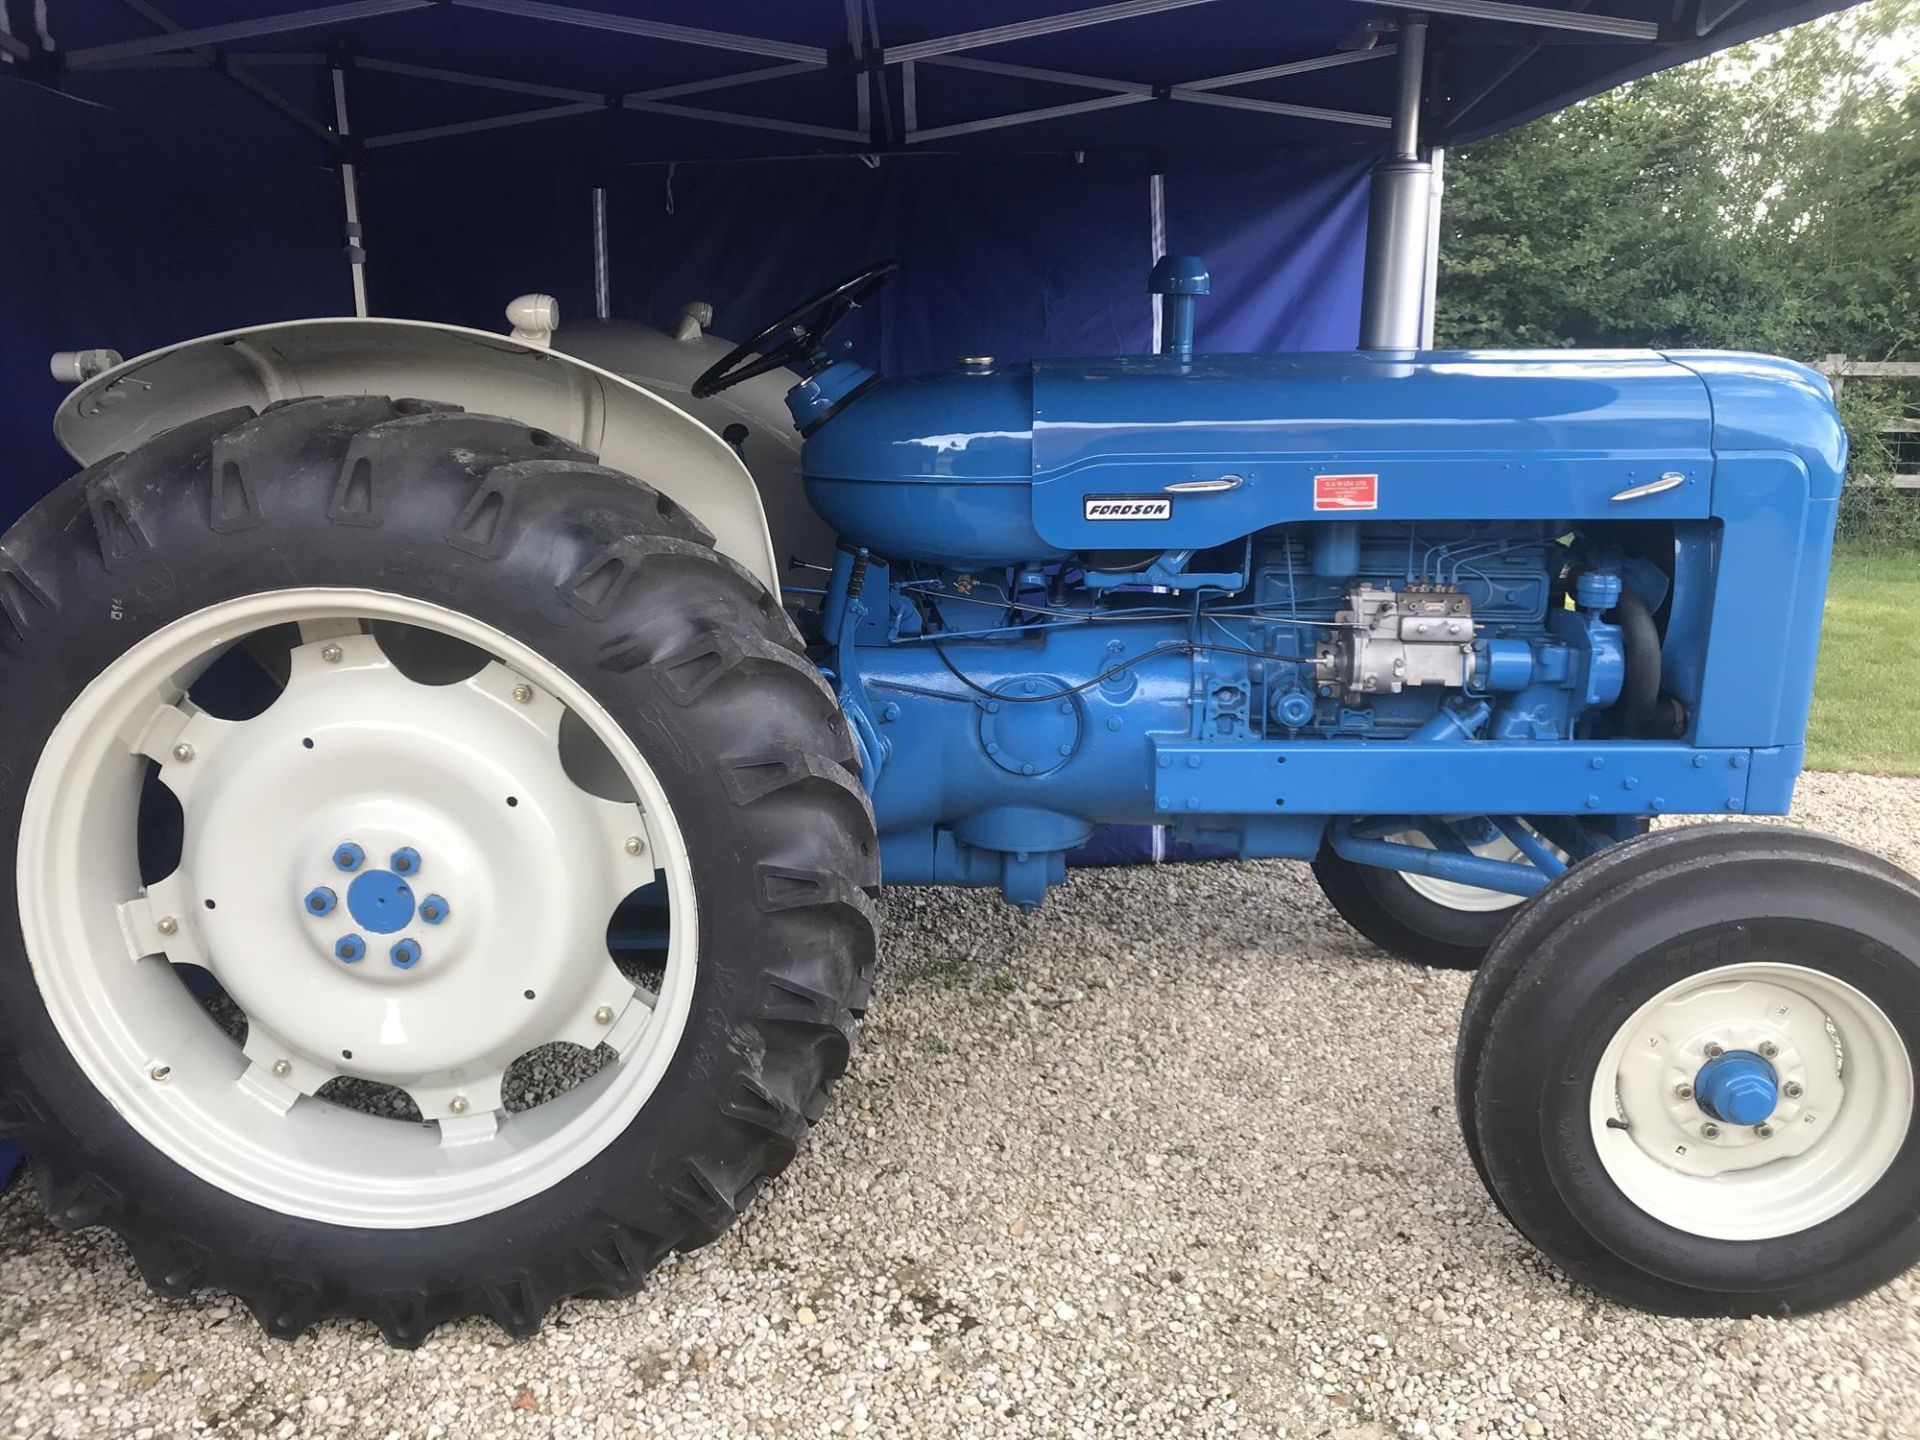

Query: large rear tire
[0,397,877,1344]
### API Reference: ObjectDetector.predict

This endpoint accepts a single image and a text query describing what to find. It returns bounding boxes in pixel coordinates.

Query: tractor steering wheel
[691,261,898,399]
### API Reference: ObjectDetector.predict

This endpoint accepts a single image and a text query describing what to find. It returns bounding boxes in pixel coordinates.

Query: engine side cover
[803,350,1730,568]
[1026,351,1715,554]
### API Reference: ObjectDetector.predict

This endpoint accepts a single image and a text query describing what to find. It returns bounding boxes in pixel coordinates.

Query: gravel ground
[4,771,1920,1439]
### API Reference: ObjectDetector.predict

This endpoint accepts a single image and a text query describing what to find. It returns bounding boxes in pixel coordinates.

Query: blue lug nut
[304,886,337,917]
[333,842,365,872]
[334,933,366,963]
[390,846,421,876]
[418,894,449,925]
[390,938,422,969]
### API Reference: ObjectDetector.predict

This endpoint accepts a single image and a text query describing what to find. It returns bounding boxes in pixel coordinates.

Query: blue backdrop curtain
[2,90,1373,514]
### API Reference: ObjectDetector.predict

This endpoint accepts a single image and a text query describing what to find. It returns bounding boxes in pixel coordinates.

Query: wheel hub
[1692,1049,1778,1126]
[341,862,418,936]
[1609,977,1821,1170]
[159,630,658,1123]
[1591,960,1914,1240]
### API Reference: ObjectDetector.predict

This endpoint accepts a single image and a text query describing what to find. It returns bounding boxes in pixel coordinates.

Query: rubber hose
[1610,587,1662,734]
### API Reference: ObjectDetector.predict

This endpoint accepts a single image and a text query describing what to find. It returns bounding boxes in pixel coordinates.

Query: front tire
[0,397,877,1344]
[1455,823,1769,1208]
[1462,825,1920,1314]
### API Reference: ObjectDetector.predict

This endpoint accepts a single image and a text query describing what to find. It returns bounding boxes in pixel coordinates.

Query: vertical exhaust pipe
[1358,16,1432,351]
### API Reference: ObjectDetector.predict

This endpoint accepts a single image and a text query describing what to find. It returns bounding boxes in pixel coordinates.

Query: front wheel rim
[19,587,699,1229]
[1589,961,1913,1241]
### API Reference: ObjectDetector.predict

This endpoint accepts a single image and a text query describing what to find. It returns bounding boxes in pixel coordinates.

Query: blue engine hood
[802,350,1732,567]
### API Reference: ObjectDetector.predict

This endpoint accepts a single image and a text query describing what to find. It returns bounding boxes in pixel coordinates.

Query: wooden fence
[1814,356,1920,489]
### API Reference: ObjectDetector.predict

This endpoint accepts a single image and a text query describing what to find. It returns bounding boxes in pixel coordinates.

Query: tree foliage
[1436,0,1920,546]
[1437,0,1920,361]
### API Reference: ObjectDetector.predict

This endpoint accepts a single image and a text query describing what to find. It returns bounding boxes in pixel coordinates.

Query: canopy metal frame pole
[592,186,611,321]
[1357,14,1433,350]
[1352,0,1658,41]
[64,0,1669,151]
[902,45,1397,143]
[446,0,828,63]
[845,0,871,141]
[352,58,863,149]
[331,60,369,319]
[885,0,1223,63]
[67,1,434,67]
[107,0,333,141]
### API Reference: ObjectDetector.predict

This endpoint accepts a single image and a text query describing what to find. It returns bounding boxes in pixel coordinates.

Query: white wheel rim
[1391,828,1537,913]
[19,588,698,1229]
[1590,962,1913,1241]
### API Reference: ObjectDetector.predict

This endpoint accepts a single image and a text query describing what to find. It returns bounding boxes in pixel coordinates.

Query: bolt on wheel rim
[1590,961,1912,1241]
[20,589,697,1228]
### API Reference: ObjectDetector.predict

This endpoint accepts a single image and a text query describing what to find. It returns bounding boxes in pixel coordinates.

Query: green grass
[1805,547,1920,776]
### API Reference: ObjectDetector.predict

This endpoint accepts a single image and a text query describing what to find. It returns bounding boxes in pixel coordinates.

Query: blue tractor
[2,251,1915,1346]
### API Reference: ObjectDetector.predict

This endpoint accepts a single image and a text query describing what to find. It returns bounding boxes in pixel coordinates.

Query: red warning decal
[1313,473,1379,511]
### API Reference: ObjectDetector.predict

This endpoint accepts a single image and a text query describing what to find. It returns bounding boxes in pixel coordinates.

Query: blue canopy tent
[2,0,1853,494]
[0,0,1859,1188]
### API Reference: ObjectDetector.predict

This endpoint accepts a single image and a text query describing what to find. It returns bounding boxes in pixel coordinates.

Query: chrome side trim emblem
[1163,475,1244,494]
[1611,471,1688,502]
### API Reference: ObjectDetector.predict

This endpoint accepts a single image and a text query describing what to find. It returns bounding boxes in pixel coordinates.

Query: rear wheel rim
[19,587,698,1229]
[1589,960,1912,1241]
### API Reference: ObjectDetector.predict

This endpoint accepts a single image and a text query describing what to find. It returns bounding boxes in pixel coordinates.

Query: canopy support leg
[331,60,369,318]
[1358,14,1432,350]
[592,186,611,320]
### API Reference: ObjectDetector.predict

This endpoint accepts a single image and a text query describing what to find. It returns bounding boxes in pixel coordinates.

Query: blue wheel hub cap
[303,839,448,968]
[1693,1050,1778,1126]
[346,868,417,934]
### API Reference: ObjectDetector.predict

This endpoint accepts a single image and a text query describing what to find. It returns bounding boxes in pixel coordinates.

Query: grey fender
[54,317,782,591]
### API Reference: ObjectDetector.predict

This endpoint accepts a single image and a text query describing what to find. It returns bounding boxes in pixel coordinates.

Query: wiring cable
[895,581,1341,633]
[924,637,1314,705]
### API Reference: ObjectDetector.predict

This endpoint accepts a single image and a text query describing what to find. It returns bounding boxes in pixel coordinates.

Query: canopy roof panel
[7,0,1855,162]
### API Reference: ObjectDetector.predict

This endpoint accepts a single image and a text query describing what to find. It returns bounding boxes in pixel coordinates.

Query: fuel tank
[802,365,1042,566]
[802,350,1744,568]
